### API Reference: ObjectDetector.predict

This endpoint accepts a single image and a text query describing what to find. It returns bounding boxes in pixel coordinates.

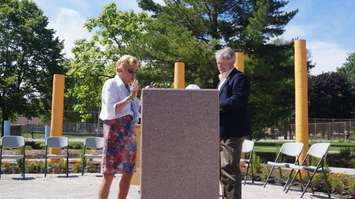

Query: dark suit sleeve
[220,74,249,113]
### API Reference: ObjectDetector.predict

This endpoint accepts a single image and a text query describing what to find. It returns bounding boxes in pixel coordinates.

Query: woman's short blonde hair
[116,55,138,73]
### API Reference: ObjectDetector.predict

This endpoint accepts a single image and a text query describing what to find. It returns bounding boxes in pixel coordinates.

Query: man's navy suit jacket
[219,68,251,139]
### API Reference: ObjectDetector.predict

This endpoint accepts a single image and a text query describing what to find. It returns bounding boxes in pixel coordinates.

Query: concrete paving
[0,173,337,199]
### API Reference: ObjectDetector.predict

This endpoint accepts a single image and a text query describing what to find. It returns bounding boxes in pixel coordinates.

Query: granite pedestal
[140,89,219,199]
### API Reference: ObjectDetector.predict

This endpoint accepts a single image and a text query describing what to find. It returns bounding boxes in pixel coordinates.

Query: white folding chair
[81,137,104,176]
[263,142,304,188]
[44,136,69,177]
[285,143,331,198]
[0,136,26,179]
[240,139,254,184]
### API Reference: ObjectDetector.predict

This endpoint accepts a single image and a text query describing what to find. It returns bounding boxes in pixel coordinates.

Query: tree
[337,53,355,118]
[138,0,297,51]
[69,1,299,139]
[337,52,355,90]
[309,72,355,118]
[0,0,66,136]
[68,4,216,121]
[137,0,298,139]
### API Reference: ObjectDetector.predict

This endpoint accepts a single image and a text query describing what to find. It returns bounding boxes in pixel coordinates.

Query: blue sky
[33,0,355,75]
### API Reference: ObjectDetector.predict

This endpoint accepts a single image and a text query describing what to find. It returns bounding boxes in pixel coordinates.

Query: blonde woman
[98,55,140,199]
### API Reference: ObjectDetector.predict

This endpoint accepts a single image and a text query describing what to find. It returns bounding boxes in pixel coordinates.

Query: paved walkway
[0,173,337,199]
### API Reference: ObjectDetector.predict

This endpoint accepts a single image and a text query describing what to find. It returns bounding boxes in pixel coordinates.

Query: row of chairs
[0,136,104,179]
[240,140,331,198]
[267,142,331,198]
[2,136,332,198]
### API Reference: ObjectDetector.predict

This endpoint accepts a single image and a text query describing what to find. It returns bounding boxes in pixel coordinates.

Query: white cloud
[280,24,349,75]
[49,8,92,58]
[116,0,165,11]
[308,41,350,75]
[34,1,166,58]
[281,24,308,40]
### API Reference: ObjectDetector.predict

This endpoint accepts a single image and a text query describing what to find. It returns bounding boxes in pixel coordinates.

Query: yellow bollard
[234,52,245,73]
[131,124,141,185]
[234,52,246,161]
[49,74,65,156]
[294,40,309,162]
[174,62,185,89]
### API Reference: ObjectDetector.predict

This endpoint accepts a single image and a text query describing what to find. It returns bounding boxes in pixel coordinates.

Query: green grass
[254,141,355,154]
[21,132,92,139]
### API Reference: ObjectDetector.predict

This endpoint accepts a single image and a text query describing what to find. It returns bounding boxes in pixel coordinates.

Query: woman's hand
[130,79,139,98]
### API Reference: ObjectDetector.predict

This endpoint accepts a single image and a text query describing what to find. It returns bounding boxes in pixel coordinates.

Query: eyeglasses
[127,69,137,75]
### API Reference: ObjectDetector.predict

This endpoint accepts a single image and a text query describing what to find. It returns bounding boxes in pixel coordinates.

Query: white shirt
[218,67,234,91]
[99,75,138,121]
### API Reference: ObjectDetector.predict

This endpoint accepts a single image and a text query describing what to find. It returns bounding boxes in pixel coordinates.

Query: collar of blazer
[219,68,240,93]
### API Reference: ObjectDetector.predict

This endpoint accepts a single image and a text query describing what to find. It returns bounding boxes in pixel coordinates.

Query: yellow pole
[50,74,65,155]
[131,124,141,185]
[294,40,309,162]
[174,62,185,89]
[234,52,245,73]
[234,52,246,160]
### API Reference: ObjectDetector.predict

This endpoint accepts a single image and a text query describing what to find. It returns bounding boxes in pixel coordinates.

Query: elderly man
[216,47,251,199]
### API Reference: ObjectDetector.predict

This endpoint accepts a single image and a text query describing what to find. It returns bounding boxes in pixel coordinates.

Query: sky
[32,0,355,75]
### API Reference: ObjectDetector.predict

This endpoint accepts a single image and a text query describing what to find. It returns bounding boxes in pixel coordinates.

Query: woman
[98,55,140,199]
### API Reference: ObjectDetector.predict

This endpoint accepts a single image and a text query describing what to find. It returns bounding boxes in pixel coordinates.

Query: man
[217,47,251,199]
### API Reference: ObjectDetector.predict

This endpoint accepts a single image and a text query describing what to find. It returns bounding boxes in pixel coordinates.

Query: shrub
[69,142,83,149]
[260,166,269,181]
[25,141,43,149]
[48,159,66,173]
[25,160,45,173]
[251,152,261,175]
[72,160,82,173]
[339,147,351,157]
[348,181,355,197]
[329,174,345,194]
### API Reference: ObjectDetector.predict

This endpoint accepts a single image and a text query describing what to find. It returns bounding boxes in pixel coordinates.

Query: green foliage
[69,0,299,133]
[139,0,297,50]
[25,141,43,150]
[0,0,67,134]
[337,52,355,118]
[1,161,13,173]
[246,42,295,139]
[68,3,217,121]
[69,142,83,149]
[72,160,82,173]
[25,160,45,173]
[329,174,345,194]
[339,147,351,157]
[86,160,97,173]
[139,0,299,139]
[48,159,66,173]
[260,166,269,181]
[309,72,355,118]
[349,180,355,197]
[251,152,261,175]
[338,52,355,90]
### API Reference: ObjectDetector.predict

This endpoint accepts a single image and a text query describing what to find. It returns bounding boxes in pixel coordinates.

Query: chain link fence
[289,119,354,140]
[22,122,103,136]
[2,117,354,139]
